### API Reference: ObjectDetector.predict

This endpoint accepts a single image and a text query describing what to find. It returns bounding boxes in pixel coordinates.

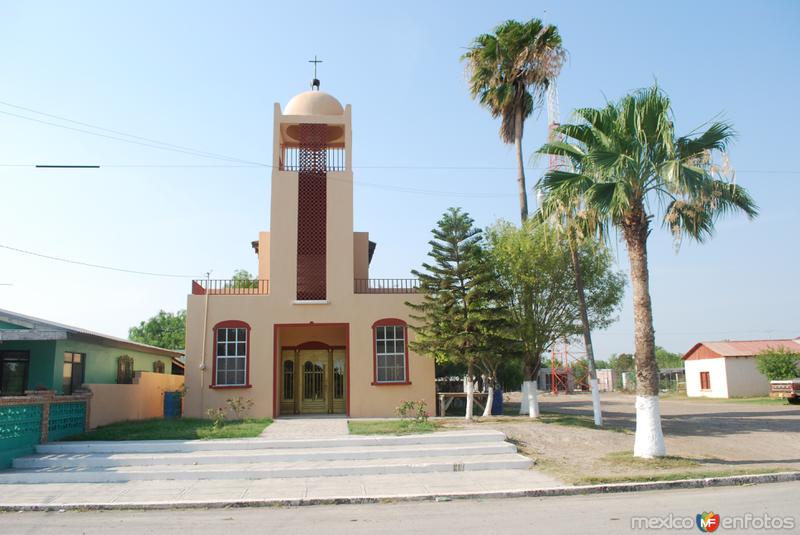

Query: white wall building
[683,338,800,398]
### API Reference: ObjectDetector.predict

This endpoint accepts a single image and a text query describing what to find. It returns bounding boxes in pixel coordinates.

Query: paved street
[0,470,559,506]
[1,481,797,534]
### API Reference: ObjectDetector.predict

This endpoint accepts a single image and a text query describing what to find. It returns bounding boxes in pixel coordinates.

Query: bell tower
[269,83,353,304]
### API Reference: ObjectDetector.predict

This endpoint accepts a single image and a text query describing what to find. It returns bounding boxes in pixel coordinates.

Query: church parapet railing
[191,279,269,296]
[354,279,419,294]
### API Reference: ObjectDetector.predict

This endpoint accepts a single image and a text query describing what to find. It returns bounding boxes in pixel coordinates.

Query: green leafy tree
[538,142,616,425]
[227,268,259,289]
[756,347,800,381]
[486,221,624,409]
[655,346,683,370]
[462,18,566,222]
[407,208,515,420]
[538,85,757,457]
[129,310,186,350]
[608,353,635,372]
[608,352,635,390]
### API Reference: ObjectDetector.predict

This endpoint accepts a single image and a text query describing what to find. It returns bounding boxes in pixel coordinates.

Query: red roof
[683,338,800,360]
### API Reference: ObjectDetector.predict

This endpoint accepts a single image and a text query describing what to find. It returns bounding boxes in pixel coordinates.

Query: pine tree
[407,208,516,420]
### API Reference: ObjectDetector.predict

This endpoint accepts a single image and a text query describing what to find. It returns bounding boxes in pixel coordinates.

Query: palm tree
[462,19,566,223]
[537,86,757,457]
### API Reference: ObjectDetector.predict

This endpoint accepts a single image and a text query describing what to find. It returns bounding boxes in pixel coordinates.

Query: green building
[0,308,181,396]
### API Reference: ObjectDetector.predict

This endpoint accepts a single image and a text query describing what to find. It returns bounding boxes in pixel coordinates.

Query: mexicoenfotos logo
[696,512,720,532]
[630,511,796,531]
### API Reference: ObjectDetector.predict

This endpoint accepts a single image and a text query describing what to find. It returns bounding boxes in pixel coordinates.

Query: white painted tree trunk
[482,385,494,417]
[590,378,603,427]
[633,395,666,458]
[519,381,530,415]
[528,385,540,418]
[465,378,474,421]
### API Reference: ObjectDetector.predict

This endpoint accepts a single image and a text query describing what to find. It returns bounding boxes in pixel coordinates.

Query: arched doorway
[279,341,346,415]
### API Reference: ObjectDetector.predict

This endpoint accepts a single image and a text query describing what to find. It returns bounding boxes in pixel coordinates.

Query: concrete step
[0,453,533,483]
[34,430,507,455]
[14,441,517,469]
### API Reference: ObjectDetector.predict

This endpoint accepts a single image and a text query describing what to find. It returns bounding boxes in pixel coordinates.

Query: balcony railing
[279,145,346,172]
[354,279,419,294]
[192,279,269,295]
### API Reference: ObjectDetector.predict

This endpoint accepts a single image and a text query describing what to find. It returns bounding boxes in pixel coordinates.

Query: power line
[1,160,797,173]
[0,244,200,279]
[0,100,264,165]
[0,108,266,166]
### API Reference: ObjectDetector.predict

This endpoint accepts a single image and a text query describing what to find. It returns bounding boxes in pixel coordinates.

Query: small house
[683,338,800,398]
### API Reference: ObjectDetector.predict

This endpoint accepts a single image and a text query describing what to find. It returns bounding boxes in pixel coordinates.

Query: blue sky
[0,0,797,359]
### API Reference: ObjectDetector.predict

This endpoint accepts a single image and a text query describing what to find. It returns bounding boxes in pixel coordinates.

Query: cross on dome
[309,55,323,90]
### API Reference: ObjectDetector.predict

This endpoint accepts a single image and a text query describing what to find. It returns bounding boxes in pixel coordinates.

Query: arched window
[212,320,251,388]
[372,319,410,385]
[283,360,294,400]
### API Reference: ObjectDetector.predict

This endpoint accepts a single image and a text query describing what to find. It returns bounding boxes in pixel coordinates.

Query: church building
[184,86,435,418]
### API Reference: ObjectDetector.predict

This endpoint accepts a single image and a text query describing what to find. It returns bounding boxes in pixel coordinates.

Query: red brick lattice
[296,123,327,300]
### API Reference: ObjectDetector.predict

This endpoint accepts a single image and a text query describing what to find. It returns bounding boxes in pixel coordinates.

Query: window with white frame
[215,326,247,386]
[375,324,407,383]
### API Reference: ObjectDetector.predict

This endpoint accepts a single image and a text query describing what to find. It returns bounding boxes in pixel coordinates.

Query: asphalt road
[2,482,797,535]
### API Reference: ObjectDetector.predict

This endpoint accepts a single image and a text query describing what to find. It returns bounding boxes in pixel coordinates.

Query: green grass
[604,451,699,469]
[575,466,795,485]
[64,418,272,441]
[348,419,438,435]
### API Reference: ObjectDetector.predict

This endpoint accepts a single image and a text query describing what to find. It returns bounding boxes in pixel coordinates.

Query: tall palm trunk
[622,209,665,458]
[514,105,528,223]
[568,237,602,426]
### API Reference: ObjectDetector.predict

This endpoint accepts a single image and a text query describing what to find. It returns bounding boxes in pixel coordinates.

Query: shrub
[396,400,429,423]
[756,347,800,381]
[226,397,255,420]
[206,407,226,429]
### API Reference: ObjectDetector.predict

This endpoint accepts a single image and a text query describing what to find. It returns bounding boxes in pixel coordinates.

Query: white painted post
[590,378,602,426]
[482,385,494,417]
[519,381,530,415]
[528,385,540,418]
[465,378,474,421]
[633,395,666,458]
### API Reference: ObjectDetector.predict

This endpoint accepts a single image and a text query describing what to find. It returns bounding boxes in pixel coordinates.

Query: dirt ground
[439,392,800,484]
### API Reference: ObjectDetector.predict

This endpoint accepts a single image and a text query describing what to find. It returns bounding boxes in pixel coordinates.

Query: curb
[2,471,799,512]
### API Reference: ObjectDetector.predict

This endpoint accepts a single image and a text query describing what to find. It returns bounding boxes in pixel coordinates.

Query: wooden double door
[280,347,346,415]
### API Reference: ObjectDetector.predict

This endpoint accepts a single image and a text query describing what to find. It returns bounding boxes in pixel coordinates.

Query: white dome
[284,90,344,116]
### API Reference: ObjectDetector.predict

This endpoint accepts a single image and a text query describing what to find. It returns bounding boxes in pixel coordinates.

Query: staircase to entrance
[0,427,532,484]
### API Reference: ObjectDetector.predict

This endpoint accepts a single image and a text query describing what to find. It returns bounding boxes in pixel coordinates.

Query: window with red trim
[374,321,408,383]
[700,371,710,390]
[215,323,248,386]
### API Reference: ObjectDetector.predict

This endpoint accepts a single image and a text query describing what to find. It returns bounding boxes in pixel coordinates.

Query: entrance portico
[273,323,349,417]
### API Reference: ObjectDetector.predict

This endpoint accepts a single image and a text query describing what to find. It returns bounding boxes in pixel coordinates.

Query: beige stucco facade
[184,89,434,419]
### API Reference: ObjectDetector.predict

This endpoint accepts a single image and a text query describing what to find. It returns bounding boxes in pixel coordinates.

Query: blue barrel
[491,388,504,415]
[163,392,182,419]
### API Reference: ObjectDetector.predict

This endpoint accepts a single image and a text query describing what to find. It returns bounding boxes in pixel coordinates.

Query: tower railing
[279,145,346,172]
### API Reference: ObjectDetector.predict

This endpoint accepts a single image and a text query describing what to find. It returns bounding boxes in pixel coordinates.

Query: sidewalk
[259,417,349,439]
[0,469,561,509]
